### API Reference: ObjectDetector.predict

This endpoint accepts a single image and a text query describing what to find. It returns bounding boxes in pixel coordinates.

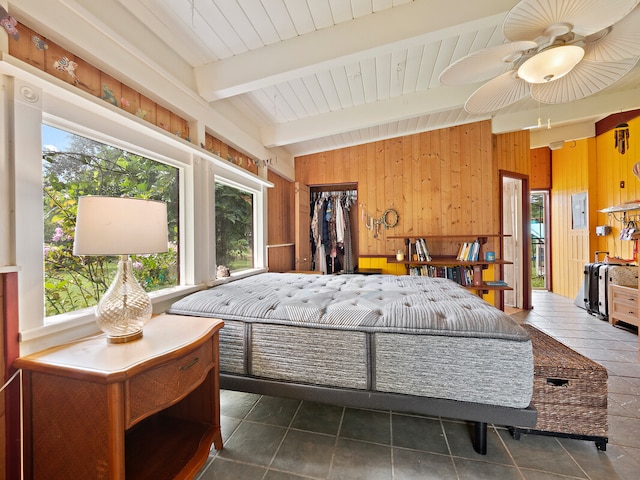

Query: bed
[168,272,536,454]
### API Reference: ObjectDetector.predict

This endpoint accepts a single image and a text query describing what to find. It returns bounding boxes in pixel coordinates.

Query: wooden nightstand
[15,314,224,480]
[608,284,638,328]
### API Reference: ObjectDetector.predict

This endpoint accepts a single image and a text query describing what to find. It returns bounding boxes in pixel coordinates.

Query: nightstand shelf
[15,314,224,480]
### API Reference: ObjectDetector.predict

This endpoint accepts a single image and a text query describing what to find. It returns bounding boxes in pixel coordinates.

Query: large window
[215,181,254,272]
[11,72,270,352]
[42,125,179,317]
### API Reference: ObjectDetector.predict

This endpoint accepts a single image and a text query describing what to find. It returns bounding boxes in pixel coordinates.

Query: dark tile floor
[196,291,640,479]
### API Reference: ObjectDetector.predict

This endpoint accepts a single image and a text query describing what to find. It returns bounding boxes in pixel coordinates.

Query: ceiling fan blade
[504,0,640,41]
[583,6,640,61]
[464,71,530,114]
[439,41,537,86]
[531,57,639,104]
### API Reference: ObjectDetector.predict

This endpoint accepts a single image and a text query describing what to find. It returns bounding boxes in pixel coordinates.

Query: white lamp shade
[517,45,585,83]
[73,196,169,256]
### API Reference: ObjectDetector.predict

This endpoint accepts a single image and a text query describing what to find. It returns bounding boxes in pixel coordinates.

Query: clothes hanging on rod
[311,190,357,203]
[310,191,356,274]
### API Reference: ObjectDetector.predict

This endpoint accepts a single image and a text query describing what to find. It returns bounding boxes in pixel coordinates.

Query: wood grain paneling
[9,21,261,178]
[266,170,295,271]
[594,116,640,262]
[1,274,4,479]
[530,147,551,190]
[550,138,596,299]
[9,23,193,143]
[1,272,20,480]
[295,122,528,263]
[267,245,295,272]
[267,170,295,246]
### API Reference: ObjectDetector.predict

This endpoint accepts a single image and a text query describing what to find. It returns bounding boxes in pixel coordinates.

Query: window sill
[18,270,267,355]
[18,284,204,355]
[207,267,267,287]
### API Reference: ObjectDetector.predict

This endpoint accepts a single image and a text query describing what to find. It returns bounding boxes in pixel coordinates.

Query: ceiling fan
[439,0,640,114]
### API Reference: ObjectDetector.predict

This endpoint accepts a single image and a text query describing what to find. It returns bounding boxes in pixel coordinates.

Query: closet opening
[309,183,358,274]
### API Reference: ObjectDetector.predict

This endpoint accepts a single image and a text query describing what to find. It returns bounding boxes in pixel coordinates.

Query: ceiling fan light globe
[517,45,585,83]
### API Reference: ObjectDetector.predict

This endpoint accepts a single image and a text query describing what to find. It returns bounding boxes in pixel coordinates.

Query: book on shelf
[414,238,424,261]
[485,280,508,286]
[412,238,431,261]
[468,240,480,261]
[420,238,431,261]
[409,264,474,287]
[456,240,480,261]
[456,242,468,261]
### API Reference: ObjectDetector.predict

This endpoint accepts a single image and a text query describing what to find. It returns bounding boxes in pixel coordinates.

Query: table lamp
[73,196,168,343]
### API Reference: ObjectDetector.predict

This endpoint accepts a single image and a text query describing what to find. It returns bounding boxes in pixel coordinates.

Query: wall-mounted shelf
[387,235,512,308]
[599,201,640,213]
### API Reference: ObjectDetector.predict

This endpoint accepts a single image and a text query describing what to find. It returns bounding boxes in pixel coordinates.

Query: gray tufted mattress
[168,272,534,409]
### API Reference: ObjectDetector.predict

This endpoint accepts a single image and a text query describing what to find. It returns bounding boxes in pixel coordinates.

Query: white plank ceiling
[11,0,640,158]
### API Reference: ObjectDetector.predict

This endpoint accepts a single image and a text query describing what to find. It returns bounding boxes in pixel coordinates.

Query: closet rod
[312,190,357,198]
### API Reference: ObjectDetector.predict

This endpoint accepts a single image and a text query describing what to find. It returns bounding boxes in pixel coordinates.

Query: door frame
[531,189,553,291]
[500,170,532,310]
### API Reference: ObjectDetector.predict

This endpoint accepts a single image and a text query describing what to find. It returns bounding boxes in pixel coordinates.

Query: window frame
[214,176,261,273]
[41,122,183,318]
[9,73,271,354]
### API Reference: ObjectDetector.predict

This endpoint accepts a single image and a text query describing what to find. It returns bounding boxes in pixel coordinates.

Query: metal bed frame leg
[473,422,488,455]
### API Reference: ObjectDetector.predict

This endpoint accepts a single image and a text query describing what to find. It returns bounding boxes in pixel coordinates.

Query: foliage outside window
[215,182,254,272]
[42,125,179,317]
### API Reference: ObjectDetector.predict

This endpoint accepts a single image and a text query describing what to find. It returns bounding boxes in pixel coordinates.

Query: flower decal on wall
[52,56,90,89]
[0,6,19,40]
[32,35,48,50]
[54,56,79,81]
[101,84,118,106]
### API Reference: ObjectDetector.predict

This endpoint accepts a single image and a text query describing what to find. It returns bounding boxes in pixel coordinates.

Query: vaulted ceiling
[10,0,640,161]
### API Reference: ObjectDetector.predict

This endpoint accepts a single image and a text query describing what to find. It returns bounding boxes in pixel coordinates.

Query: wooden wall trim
[2,272,20,480]
[595,110,640,136]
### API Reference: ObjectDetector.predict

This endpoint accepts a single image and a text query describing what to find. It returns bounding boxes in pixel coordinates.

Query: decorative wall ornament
[614,122,630,154]
[101,83,118,106]
[32,35,48,50]
[632,162,640,180]
[19,85,39,103]
[53,56,79,81]
[361,206,399,238]
[10,18,193,147]
[0,6,19,40]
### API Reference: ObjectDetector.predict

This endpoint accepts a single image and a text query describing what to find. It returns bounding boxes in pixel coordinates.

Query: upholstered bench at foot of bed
[220,374,537,455]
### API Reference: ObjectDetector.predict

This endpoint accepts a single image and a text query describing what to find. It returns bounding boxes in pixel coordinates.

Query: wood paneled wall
[594,116,640,261]
[1,275,4,479]
[295,121,530,261]
[266,170,295,272]
[1,272,20,480]
[530,147,552,190]
[550,116,639,299]
[550,138,596,299]
[10,21,261,178]
[10,22,190,140]
[494,129,531,176]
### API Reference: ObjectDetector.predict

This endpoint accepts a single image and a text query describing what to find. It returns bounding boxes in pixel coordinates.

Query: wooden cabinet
[15,314,224,480]
[609,284,638,328]
[388,234,512,309]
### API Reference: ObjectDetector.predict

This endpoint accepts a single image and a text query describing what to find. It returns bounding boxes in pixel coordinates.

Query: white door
[502,177,524,308]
